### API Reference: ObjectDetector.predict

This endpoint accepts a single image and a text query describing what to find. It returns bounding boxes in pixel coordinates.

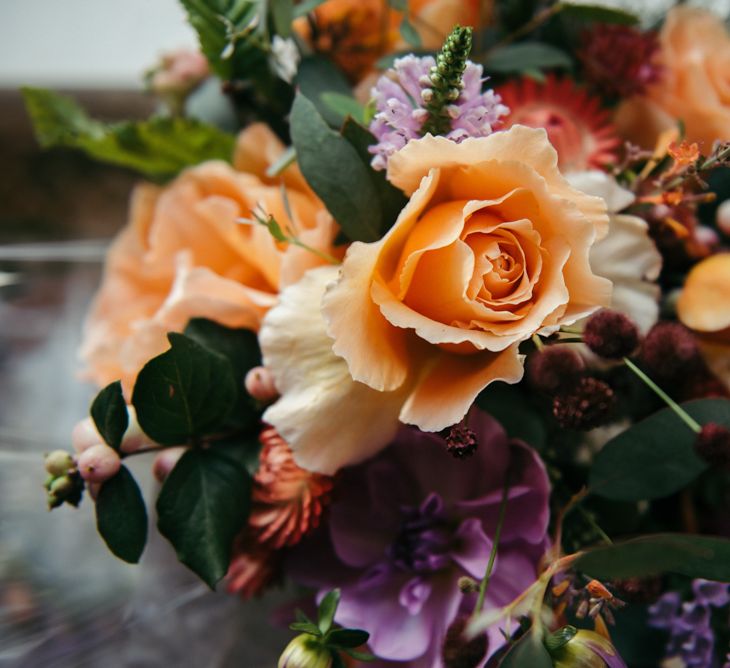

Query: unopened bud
[527,346,585,395]
[583,309,640,359]
[278,634,332,668]
[553,377,616,430]
[549,628,625,668]
[77,444,121,483]
[458,576,479,594]
[44,450,74,477]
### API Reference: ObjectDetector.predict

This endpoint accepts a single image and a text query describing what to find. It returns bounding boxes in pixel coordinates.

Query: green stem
[532,334,545,351]
[623,357,702,433]
[473,475,511,617]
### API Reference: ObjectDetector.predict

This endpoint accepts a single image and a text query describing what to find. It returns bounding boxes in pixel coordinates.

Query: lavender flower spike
[368,55,508,171]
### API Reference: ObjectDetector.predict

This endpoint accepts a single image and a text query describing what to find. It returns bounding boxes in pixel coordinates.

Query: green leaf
[476,383,547,448]
[388,0,408,10]
[290,94,384,242]
[22,88,235,180]
[293,0,327,17]
[95,465,148,564]
[499,630,553,667]
[588,399,730,501]
[340,118,408,235]
[318,589,341,635]
[271,0,294,37]
[344,649,377,661]
[320,92,366,125]
[290,621,323,636]
[557,1,639,25]
[90,381,128,451]
[327,628,370,649]
[295,56,354,128]
[575,534,730,581]
[156,444,252,587]
[399,17,422,48]
[131,333,238,445]
[482,42,572,74]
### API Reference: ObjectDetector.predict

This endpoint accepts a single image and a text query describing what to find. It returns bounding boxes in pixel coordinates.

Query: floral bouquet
[24,0,730,666]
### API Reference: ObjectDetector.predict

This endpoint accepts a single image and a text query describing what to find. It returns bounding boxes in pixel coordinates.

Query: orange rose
[677,253,730,387]
[322,126,612,431]
[295,0,485,81]
[80,124,338,391]
[615,7,730,149]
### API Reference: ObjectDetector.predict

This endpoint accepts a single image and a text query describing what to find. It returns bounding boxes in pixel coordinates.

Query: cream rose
[81,124,338,391]
[615,6,730,150]
[322,126,613,431]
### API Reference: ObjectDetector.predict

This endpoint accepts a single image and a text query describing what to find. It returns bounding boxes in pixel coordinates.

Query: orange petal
[678,253,730,333]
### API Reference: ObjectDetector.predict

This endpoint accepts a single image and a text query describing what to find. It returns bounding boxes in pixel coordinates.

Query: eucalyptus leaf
[476,383,547,448]
[22,88,235,180]
[271,0,294,37]
[95,466,148,564]
[293,0,327,16]
[482,42,572,74]
[589,399,730,501]
[131,333,238,445]
[295,57,354,128]
[575,534,730,581]
[290,94,384,242]
[320,92,366,125]
[90,381,128,451]
[557,1,639,25]
[156,444,252,588]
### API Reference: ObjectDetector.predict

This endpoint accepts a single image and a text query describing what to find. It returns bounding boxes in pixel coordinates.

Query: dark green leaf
[96,466,148,564]
[340,118,408,234]
[588,399,730,501]
[557,2,639,25]
[290,621,323,636]
[291,94,384,242]
[156,444,252,587]
[318,589,341,635]
[331,654,347,668]
[295,56,354,128]
[482,42,572,74]
[90,381,128,451]
[499,630,553,667]
[293,0,327,17]
[131,333,237,445]
[271,0,294,37]
[399,17,422,48]
[327,628,370,649]
[476,383,547,448]
[388,0,407,10]
[22,88,235,180]
[575,534,730,581]
[344,649,377,661]
[321,92,366,125]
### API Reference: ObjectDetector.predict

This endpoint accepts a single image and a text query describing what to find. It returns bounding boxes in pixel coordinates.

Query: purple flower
[288,410,550,666]
[368,55,508,171]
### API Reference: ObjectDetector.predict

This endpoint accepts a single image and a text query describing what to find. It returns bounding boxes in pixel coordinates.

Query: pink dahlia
[496,74,621,172]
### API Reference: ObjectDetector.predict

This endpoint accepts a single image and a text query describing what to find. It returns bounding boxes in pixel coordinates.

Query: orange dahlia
[496,75,621,172]
[248,427,333,549]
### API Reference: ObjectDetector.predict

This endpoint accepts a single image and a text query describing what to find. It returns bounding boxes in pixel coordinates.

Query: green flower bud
[44,450,74,477]
[549,628,626,668]
[278,635,333,668]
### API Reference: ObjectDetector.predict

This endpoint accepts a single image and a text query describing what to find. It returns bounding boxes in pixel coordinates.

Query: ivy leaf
[95,466,148,564]
[557,2,639,25]
[290,94,384,242]
[90,381,128,451]
[156,443,252,588]
[131,333,237,445]
[499,630,553,667]
[482,42,572,74]
[22,88,235,180]
[327,628,370,649]
[575,534,730,581]
[318,589,341,635]
[589,399,730,501]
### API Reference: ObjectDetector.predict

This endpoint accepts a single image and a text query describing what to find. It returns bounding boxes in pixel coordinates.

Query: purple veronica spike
[368,55,509,171]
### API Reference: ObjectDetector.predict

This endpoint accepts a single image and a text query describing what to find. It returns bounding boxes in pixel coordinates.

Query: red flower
[496,75,621,172]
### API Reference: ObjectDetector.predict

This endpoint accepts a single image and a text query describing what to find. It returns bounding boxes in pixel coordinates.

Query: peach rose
[614,7,730,150]
[322,126,613,431]
[295,0,485,81]
[80,123,338,392]
[677,253,730,387]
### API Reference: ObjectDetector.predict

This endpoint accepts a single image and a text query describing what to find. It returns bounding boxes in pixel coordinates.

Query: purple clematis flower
[288,409,550,667]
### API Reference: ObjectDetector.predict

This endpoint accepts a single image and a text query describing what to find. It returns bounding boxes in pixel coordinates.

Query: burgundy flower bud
[442,615,488,668]
[694,423,730,470]
[583,309,640,360]
[640,322,701,382]
[527,346,585,394]
[445,424,478,459]
[553,377,616,430]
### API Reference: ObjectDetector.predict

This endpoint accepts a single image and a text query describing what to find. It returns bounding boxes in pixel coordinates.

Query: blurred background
[1,0,730,666]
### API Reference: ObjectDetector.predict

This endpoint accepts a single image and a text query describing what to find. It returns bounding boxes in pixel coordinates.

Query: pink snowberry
[77,444,121,483]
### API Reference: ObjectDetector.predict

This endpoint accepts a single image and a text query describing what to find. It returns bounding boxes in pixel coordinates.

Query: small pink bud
[77,444,121,483]
[152,447,188,483]
[693,225,720,250]
[717,199,730,236]
[244,366,278,402]
[71,418,102,454]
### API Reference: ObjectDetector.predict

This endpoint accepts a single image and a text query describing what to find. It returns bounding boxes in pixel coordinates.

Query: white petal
[567,170,635,213]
